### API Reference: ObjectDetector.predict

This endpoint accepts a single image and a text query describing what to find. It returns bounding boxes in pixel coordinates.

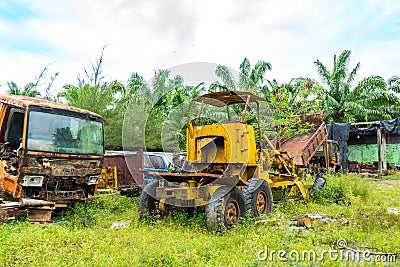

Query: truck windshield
[27,110,104,155]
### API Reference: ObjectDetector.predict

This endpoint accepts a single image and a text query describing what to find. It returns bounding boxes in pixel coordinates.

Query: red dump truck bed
[279,115,328,166]
[103,151,145,187]
[99,150,173,192]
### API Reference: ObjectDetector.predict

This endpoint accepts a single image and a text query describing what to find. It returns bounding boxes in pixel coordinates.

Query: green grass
[385,173,400,180]
[0,175,399,266]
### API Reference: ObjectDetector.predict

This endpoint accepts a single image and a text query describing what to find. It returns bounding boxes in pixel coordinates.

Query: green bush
[62,193,136,228]
[310,174,370,205]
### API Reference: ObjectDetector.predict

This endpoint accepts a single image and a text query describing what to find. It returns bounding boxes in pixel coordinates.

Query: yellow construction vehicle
[139,91,324,230]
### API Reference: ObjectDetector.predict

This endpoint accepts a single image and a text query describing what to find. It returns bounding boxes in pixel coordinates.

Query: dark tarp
[328,118,400,171]
[327,123,350,172]
[348,118,400,135]
[380,118,400,135]
[349,123,378,136]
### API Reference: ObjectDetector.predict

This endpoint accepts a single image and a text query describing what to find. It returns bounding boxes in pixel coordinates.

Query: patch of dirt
[382,179,400,184]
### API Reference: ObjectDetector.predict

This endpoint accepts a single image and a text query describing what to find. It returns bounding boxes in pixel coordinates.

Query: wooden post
[257,102,262,151]
[324,141,330,173]
[377,127,382,174]
[241,95,251,123]
[382,131,387,171]
[195,101,204,126]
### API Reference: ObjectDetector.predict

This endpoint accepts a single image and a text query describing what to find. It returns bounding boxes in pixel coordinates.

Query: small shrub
[61,193,136,228]
[163,208,207,231]
[62,201,101,228]
[310,174,370,205]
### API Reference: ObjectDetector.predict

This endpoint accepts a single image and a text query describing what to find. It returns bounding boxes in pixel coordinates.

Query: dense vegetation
[4,49,400,150]
[2,50,399,266]
[1,174,399,266]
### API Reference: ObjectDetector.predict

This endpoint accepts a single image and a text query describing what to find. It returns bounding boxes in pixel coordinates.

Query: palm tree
[123,69,209,151]
[7,82,41,97]
[6,63,60,99]
[126,72,147,95]
[59,83,117,115]
[210,57,272,94]
[57,46,127,150]
[58,45,123,115]
[208,58,273,125]
[314,50,400,123]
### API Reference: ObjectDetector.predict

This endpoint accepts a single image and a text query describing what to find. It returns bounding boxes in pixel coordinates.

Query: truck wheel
[243,178,273,217]
[206,187,246,230]
[138,180,159,218]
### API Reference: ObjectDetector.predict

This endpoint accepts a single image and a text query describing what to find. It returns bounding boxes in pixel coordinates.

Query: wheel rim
[225,199,240,226]
[256,190,267,214]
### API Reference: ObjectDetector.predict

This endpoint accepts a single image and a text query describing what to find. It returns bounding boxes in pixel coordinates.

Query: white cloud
[0,0,399,95]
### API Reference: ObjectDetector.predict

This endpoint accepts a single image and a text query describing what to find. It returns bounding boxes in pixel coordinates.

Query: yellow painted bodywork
[152,92,309,207]
[187,121,258,166]
[183,120,308,200]
[99,166,118,190]
[156,184,221,207]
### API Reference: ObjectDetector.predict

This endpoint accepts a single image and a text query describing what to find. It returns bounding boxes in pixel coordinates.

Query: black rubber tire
[206,187,246,231]
[243,178,273,217]
[138,180,159,218]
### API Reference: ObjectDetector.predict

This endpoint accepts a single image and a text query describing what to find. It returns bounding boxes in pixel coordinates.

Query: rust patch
[0,206,7,222]
[103,151,144,187]
[281,122,328,166]
[27,206,54,222]
[0,202,27,222]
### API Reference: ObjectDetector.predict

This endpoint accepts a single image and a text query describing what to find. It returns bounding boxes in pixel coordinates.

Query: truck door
[4,108,24,150]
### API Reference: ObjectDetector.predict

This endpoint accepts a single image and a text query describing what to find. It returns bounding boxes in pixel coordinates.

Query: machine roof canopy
[193,90,266,107]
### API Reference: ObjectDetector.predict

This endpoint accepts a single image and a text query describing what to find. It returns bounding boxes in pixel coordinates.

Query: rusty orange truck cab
[0,95,104,207]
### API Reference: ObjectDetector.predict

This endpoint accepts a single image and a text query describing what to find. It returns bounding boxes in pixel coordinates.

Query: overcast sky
[0,0,399,95]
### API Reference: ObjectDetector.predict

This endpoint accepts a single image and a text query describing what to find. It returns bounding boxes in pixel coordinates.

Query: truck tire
[206,187,246,230]
[243,178,273,217]
[138,180,159,218]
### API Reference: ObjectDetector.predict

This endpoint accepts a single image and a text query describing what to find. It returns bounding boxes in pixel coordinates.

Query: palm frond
[215,65,237,91]
[314,60,331,84]
[347,62,360,85]
[250,60,272,85]
[337,50,351,72]
[239,58,251,78]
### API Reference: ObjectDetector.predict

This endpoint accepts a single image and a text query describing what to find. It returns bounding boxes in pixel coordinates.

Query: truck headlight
[87,175,99,185]
[22,176,44,187]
